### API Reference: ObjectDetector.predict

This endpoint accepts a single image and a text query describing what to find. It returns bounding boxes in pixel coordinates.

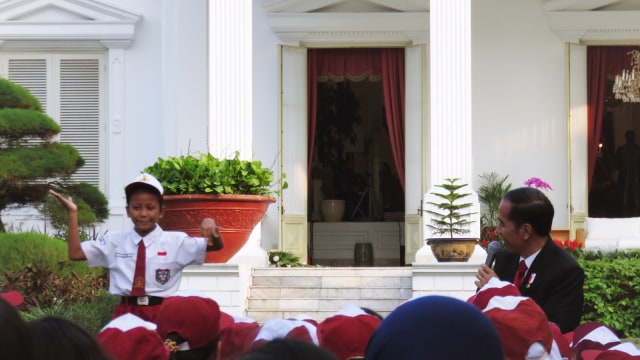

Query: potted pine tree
[143,152,285,263]
[425,178,478,262]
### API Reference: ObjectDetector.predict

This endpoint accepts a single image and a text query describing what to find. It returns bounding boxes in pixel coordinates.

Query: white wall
[103,0,209,231]
[252,0,282,249]
[471,0,569,227]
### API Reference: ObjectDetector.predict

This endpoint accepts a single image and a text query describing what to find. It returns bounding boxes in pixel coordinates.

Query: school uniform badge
[156,269,170,284]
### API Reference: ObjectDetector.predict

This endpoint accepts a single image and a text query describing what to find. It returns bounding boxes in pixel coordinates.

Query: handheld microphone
[485,241,501,267]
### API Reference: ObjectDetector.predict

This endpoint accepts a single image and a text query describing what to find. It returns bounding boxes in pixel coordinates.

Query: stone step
[246,267,412,322]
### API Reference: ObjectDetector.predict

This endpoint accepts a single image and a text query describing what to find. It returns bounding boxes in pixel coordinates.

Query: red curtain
[587,46,640,190]
[307,48,405,190]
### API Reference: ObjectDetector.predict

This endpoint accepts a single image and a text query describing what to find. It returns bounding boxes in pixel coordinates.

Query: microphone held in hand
[485,241,502,267]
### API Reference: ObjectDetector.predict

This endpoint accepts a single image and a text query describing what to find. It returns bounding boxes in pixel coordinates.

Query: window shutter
[59,59,100,184]
[5,55,102,186]
[7,59,48,111]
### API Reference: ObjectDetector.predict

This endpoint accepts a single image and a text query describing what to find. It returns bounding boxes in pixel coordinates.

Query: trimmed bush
[0,232,100,276]
[577,250,640,339]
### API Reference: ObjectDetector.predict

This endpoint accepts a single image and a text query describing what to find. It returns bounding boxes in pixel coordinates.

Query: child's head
[125,173,164,207]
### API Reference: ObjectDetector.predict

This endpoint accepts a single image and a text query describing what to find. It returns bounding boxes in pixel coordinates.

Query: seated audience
[317,304,381,360]
[97,313,169,360]
[365,295,504,360]
[28,315,111,360]
[251,315,319,348]
[470,277,564,360]
[240,338,337,360]
[219,314,262,360]
[0,292,33,360]
[155,289,233,360]
[570,322,640,360]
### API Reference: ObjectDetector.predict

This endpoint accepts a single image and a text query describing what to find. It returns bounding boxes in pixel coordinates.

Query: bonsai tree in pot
[425,178,478,262]
[143,151,285,263]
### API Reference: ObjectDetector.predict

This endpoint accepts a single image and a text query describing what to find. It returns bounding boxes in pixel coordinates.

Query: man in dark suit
[474,187,584,333]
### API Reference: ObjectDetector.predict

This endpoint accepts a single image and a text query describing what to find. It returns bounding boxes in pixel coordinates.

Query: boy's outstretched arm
[48,190,87,261]
[200,218,224,251]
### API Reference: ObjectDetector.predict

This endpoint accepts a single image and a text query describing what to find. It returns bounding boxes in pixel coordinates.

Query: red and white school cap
[549,321,572,360]
[317,304,382,360]
[471,278,557,360]
[572,322,622,360]
[219,315,261,360]
[469,277,521,310]
[581,342,640,360]
[252,316,319,346]
[155,289,234,351]
[97,313,169,360]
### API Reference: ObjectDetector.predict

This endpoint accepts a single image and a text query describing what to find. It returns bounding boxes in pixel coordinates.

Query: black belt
[121,296,164,306]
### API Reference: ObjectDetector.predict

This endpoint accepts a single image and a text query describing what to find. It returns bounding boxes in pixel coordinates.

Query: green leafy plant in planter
[476,172,511,249]
[143,151,280,196]
[143,151,287,263]
[425,178,478,262]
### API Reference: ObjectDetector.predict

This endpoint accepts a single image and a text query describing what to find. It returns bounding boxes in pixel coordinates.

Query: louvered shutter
[4,54,103,186]
[59,59,100,184]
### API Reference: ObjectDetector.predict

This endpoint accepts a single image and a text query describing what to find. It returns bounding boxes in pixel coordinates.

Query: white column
[208,0,252,160]
[209,0,266,276]
[416,0,482,263]
[429,0,472,184]
[101,42,128,231]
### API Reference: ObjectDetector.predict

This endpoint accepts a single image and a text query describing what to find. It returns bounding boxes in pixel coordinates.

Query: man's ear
[520,223,533,240]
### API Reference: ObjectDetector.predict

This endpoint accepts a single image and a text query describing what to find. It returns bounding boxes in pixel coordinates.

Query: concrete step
[246,267,412,322]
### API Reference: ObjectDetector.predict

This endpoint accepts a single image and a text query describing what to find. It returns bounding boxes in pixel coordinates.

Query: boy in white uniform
[49,173,223,322]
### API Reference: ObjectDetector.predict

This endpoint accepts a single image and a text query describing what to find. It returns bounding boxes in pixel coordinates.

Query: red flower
[479,226,501,249]
[553,238,583,255]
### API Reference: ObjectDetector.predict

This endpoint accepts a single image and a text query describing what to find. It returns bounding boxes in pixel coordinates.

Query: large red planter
[159,194,276,263]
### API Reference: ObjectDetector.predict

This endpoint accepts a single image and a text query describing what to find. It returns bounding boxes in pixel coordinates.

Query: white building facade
[1,0,639,267]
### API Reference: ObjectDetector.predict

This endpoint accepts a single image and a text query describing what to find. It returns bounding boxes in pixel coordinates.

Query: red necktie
[514,260,528,288]
[131,240,146,296]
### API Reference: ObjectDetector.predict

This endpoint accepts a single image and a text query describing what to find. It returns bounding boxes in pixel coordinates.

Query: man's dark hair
[502,187,554,236]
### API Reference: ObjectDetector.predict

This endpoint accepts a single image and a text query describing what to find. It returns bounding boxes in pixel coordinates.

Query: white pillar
[208,0,252,160]
[208,0,266,274]
[416,0,479,263]
[101,43,128,231]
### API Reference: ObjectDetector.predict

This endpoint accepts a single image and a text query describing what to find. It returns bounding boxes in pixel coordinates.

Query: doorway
[309,79,404,222]
[306,48,406,266]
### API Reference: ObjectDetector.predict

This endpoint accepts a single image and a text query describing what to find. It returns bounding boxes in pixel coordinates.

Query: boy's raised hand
[49,189,78,213]
[200,218,223,250]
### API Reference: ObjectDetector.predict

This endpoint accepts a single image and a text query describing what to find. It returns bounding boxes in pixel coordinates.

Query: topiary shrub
[0,77,108,233]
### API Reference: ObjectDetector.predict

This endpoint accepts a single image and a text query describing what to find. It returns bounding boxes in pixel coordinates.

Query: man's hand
[474,264,497,289]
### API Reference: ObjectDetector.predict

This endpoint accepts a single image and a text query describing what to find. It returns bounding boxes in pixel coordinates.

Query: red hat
[471,278,554,360]
[572,322,622,360]
[581,342,640,360]
[219,315,261,360]
[549,322,572,360]
[317,304,382,360]
[97,313,169,360]
[0,291,24,307]
[155,290,233,350]
[252,316,319,347]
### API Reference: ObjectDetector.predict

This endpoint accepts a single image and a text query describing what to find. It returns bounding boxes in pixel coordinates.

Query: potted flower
[143,151,285,263]
[425,178,478,262]
[476,172,512,249]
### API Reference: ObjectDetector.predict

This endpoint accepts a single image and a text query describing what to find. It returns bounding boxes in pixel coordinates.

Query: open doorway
[306,48,406,267]
[308,79,404,222]
[589,99,640,217]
